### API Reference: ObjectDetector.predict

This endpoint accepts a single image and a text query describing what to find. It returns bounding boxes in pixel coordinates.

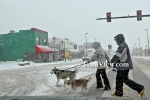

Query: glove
[113,63,117,68]
[112,68,117,72]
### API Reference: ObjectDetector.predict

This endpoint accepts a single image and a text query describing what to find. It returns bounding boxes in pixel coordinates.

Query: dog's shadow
[55,84,62,87]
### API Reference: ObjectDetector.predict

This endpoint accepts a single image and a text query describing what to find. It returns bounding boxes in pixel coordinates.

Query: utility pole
[145,45,147,57]
[145,29,149,56]
[64,42,66,62]
[85,33,88,55]
[138,38,140,56]
[135,43,136,56]
[62,40,66,62]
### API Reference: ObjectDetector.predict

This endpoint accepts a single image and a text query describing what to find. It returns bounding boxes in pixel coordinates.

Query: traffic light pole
[96,14,150,20]
[64,42,66,62]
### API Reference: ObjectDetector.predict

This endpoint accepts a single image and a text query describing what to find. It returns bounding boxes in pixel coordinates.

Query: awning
[35,45,55,53]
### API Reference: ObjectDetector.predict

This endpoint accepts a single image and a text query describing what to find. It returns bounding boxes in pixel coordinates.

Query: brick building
[0,28,55,61]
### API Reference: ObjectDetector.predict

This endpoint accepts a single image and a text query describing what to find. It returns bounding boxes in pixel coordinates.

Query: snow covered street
[0,59,97,96]
[0,57,150,99]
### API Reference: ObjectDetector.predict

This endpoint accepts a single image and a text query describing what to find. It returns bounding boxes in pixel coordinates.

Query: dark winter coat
[110,34,133,70]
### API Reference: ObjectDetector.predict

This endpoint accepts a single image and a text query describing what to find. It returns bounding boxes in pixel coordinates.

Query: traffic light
[107,12,111,22]
[137,10,142,21]
[108,44,112,50]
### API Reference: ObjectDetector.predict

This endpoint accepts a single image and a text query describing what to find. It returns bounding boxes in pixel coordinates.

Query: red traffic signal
[137,11,141,15]
[107,12,111,22]
[137,10,142,21]
[107,13,111,17]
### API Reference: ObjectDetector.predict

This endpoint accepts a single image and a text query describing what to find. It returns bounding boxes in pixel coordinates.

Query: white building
[48,37,78,60]
[84,42,94,56]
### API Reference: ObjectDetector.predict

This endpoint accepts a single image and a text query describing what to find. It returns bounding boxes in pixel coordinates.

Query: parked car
[82,55,90,61]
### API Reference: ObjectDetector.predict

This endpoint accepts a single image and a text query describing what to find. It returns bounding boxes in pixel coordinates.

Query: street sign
[65,52,69,58]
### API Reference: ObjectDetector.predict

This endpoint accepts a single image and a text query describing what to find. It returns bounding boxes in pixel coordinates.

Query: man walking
[109,34,145,97]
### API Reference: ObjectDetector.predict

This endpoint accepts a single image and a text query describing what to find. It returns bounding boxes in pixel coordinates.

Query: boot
[111,93,122,97]
[95,86,103,89]
[139,87,145,97]
[104,84,111,90]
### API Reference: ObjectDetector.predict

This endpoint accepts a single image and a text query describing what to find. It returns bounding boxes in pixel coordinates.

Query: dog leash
[64,62,117,73]
[64,63,85,70]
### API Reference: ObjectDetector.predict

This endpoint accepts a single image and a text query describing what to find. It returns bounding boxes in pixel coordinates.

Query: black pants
[115,70,144,96]
[96,69,110,87]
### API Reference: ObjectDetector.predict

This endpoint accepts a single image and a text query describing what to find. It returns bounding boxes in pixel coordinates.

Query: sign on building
[49,41,58,48]
[65,52,69,58]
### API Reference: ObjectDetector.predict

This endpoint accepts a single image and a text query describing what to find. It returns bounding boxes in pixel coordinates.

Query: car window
[0,1,149,100]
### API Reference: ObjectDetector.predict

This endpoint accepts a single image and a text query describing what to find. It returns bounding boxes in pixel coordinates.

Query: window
[74,44,77,49]
[44,39,47,45]
[36,37,40,44]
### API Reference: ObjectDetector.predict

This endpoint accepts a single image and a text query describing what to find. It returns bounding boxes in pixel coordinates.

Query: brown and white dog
[64,77,92,94]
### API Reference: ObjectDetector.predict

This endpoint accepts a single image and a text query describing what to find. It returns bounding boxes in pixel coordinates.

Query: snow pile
[0,59,81,71]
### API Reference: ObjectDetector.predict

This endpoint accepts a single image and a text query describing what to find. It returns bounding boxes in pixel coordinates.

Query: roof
[31,28,48,34]
[35,45,55,53]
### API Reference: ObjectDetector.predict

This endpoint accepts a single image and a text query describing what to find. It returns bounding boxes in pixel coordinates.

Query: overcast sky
[0,0,150,51]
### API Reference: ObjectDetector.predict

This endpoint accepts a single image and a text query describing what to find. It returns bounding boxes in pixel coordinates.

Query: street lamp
[138,38,140,56]
[145,45,147,57]
[145,29,149,56]
[85,33,88,55]
[62,40,66,62]
[135,43,136,56]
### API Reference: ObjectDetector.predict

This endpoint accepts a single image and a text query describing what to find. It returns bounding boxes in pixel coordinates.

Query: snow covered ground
[0,59,81,71]
[132,56,150,79]
[132,56,150,60]
[0,60,98,96]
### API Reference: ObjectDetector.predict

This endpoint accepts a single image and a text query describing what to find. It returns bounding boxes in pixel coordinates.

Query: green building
[0,28,54,61]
